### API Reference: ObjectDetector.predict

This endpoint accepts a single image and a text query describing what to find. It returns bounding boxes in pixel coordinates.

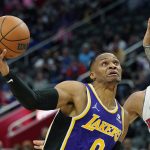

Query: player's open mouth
[108,71,119,76]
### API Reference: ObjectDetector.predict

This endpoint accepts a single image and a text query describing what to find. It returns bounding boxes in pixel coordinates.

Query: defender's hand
[0,49,9,76]
[143,18,150,46]
[33,140,44,150]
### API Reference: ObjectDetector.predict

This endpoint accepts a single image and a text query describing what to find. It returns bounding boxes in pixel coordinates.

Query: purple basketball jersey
[60,84,124,150]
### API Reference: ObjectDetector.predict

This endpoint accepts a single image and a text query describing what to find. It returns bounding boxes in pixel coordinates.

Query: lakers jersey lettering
[82,114,121,142]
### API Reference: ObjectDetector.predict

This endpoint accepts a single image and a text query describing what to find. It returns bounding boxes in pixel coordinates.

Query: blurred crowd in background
[0,0,150,149]
[0,126,49,150]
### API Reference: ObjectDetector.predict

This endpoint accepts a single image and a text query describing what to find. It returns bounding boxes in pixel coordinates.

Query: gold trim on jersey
[121,107,125,136]
[60,87,91,150]
[88,84,118,114]
[43,110,60,150]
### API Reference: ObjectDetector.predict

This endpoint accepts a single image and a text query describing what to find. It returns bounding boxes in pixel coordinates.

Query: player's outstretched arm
[0,50,59,110]
[0,49,86,111]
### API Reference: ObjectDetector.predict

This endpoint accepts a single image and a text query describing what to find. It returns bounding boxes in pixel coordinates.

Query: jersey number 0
[90,138,105,150]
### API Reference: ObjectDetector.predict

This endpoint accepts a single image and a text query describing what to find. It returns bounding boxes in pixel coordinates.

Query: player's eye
[113,60,119,65]
[101,61,108,66]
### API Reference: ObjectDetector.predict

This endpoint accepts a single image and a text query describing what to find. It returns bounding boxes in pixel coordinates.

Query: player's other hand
[143,18,150,46]
[33,140,44,150]
[0,49,9,76]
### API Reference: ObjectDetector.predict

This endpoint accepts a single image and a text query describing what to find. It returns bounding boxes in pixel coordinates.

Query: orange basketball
[0,16,30,59]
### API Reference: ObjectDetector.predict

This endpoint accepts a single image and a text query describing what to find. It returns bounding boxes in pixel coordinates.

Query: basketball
[0,16,30,59]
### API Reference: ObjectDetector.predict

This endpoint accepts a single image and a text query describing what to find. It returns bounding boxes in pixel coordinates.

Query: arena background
[0,0,150,149]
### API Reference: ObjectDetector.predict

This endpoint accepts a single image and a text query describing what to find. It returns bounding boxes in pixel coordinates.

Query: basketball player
[32,18,150,149]
[0,50,128,149]
[123,18,150,129]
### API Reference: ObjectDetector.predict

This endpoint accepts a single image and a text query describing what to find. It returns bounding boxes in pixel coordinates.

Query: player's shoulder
[128,90,145,101]
[55,80,86,92]
[124,90,145,112]
[124,90,145,117]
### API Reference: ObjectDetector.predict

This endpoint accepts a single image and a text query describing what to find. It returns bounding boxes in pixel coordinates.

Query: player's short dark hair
[89,51,103,71]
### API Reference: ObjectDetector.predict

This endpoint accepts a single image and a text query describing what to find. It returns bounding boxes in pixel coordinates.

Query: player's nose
[108,62,117,69]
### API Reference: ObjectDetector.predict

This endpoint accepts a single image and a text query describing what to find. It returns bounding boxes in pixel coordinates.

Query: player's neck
[92,82,117,109]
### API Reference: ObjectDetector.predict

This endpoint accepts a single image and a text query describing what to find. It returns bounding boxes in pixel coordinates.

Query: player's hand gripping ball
[0,16,30,58]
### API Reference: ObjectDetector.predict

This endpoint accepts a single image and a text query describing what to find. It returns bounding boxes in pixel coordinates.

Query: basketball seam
[0,19,23,42]
[2,36,30,42]
[0,17,27,54]
[0,41,24,53]
[1,18,29,41]
[0,17,6,42]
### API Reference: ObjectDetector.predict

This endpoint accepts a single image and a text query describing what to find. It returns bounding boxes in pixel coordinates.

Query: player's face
[90,53,122,83]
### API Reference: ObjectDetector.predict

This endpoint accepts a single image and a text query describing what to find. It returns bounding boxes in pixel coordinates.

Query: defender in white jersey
[124,18,150,130]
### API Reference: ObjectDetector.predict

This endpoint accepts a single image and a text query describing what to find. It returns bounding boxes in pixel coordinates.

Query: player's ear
[90,72,96,81]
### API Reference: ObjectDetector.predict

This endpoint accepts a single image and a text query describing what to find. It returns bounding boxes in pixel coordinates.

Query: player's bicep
[55,81,85,109]
[55,87,72,108]
[123,94,138,124]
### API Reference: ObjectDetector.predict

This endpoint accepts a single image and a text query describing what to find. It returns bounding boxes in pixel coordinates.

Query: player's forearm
[3,70,59,110]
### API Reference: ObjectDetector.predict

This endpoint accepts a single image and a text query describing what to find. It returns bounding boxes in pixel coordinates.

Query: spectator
[54,26,73,44]
[22,140,33,150]
[13,143,22,150]
[123,138,137,150]
[61,47,73,67]
[78,42,95,68]
[66,59,87,80]
[33,71,49,89]
[112,47,126,65]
